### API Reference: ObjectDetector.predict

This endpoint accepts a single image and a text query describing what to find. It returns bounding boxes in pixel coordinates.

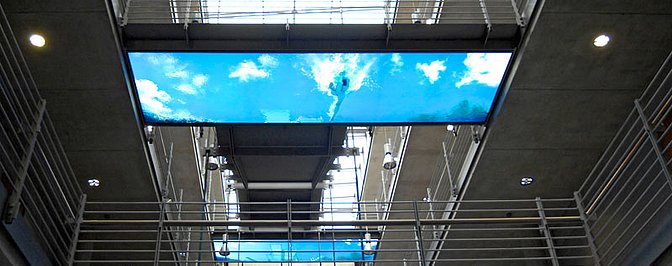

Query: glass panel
[203,0,391,24]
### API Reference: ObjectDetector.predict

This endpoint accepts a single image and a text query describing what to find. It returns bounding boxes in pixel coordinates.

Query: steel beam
[123,24,520,51]
[216,146,355,157]
[236,182,327,190]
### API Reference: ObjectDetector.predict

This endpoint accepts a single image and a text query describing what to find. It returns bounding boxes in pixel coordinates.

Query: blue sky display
[128,52,511,124]
[213,239,378,262]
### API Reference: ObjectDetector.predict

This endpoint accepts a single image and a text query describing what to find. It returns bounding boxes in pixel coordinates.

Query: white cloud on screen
[165,70,188,78]
[456,53,511,87]
[136,79,171,115]
[176,84,197,95]
[258,54,279,68]
[229,54,279,82]
[192,74,208,87]
[229,61,269,82]
[304,53,374,96]
[135,79,200,121]
[144,53,208,94]
[416,60,446,84]
[302,54,374,119]
[390,53,403,73]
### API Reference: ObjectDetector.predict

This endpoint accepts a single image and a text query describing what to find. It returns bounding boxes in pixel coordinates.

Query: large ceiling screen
[128,52,511,124]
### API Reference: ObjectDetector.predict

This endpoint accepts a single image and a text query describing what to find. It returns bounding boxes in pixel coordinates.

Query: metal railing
[367,126,409,223]
[74,198,593,264]
[577,51,672,265]
[420,125,482,263]
[425,125,481,212]
[0,3,84,266]
[118,0,522,25]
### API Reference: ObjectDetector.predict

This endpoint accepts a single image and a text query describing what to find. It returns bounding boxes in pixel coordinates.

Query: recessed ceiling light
[87,178,100,187]
[29,34,46,47]
[520,176,534,186]
[593,34,610,47]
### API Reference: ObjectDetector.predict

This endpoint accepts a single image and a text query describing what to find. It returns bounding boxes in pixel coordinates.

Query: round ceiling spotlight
[520,176,534,186]
[593,34,610,47]
[29,34,46,47]
[382,143,397,170]
[87,178,100,187]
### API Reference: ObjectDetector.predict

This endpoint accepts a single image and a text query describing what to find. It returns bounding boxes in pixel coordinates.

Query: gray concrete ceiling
[461,0,672,200]
[1,0,160,202]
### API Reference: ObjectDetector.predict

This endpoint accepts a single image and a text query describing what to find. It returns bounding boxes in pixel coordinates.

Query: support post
[536,197,559,266]
[634,99,672,189]
[67,194,86,266]
[574,192,602,266]
[3,99,46,224]
[154,197,167,265]
[287,199,292,265]
[413,201,427,266]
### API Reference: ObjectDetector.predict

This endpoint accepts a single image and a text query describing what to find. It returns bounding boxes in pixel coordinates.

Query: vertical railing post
[287,199,293,265]
[154,198,168,265]
[66,194,86,266]
[634,99,672,188]
[413,201,427,266]
[121,0,132,26]
[3,99,46,224]
[535,197,559,266]
[574,192,602,266]
[478,0,492,29]
[510,0,524,26]
[441,141,456,197]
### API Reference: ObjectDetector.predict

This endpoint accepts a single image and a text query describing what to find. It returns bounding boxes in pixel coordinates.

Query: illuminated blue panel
[128,52,511,124]
[212,239,378,262]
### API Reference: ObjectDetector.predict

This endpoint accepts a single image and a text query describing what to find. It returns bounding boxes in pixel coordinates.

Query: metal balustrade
[116,0,523,25]
[578,51,672,265]
[74,198,593,264]
[0,3,85,266]
[371,126,409,220]
[421,125,483,263]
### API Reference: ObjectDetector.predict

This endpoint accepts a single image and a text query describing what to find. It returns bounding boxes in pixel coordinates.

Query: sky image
[213,239,378,262]
[128,52,512,124]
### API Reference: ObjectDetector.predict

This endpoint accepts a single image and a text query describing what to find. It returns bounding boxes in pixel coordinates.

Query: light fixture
[382,143,397,170]
[87,178,100,187]
[593,34,610,47]
[222,169,233,180]
[411,9,423,24]
[219,233,230,256]
[520,176,534,186]
[207,156,219,170]
[29,34,46,47]
[217,156,227,167]
[363,232,375,255]
[447,124,457,136]
[145,126,155,144]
